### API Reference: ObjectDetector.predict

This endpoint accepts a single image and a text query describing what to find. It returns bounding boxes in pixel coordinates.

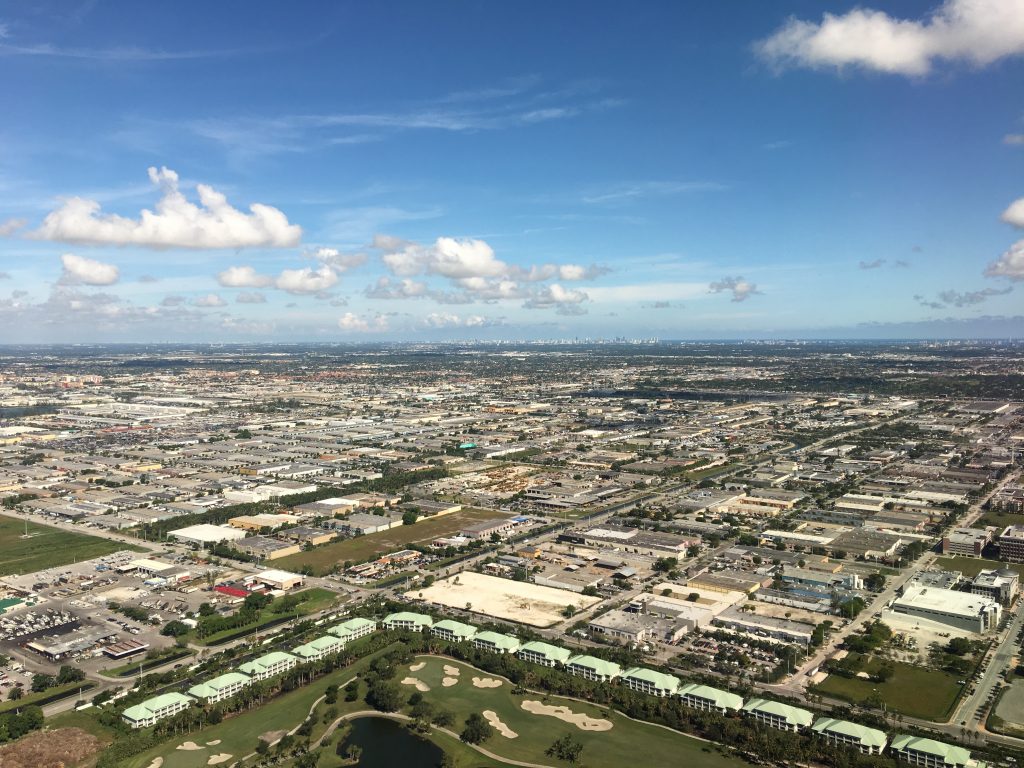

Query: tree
[402,510,418,526]
[865,573,887,591]
[7,686,22,701]
[947,637,971,656]
[460,712,493,744]
[546,733,584,763]
[561,605,576,619]
[365,680,402,712]
[161,620,190,637]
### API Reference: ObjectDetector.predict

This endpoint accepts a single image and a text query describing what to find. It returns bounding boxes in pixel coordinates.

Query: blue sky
[0,0,1022,341]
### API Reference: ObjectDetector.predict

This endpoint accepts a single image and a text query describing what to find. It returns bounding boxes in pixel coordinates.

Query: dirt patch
[260,729,287,745]
[521,700,613,731]
[177,741,205,751]
[472,676,503,688]
[0,727,103,768]
[401,676,431,692]
[483,710,518,739]
[207,754,233,765]
[442,676,459,687]
[443,665,461,676]
[409,661,426,672]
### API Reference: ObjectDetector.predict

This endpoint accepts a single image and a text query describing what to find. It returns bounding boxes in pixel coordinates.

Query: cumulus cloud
[0,218,26,236]
[708,276,761,302]
[275,265,338,295]
[859,258,886,269]
[33,166,302,249]
[364,276,429,299]
[311,247,366,271]
[522,283,589,314]
[1001,197,1024,228]
[59,253,119,286]
[236,291,267,304]
[337,312,389,332]
[756,0,1024,76]
[986,240,1024,280]
[192,293,226,308]
[217,265,274,288]
[421,312,500,329]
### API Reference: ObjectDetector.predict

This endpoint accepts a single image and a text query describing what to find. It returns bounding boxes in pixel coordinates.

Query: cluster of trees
[0,706,43,744]
[30,665,85,692]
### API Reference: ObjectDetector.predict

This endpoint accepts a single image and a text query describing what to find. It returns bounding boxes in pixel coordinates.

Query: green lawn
[196,587,341,646]
[275,508,509,575]
[812,655,963,721]
[0,514,143,576]
[972,510,1024,531]
[0,680,94,714]
[393,656,745,768]
[120,641,402,768]
[935,555,1024,578]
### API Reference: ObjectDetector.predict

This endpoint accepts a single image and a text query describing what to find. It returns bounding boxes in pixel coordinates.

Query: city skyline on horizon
[1,0,1023,342]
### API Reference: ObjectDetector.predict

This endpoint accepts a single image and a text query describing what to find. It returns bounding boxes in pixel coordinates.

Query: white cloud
[709,276,761,302]
[236,291,267,304]
[1001,197,1024,228]
[59,253,119,286]
[275,265,338,295]
[522,283,589,314]
[160,295,187,307]
[311,246,367,271]
[337,312,389,332]
[33,166,302,249]
[756,0,1024,76]
[986,240,1024,280]
[0,217,25,236]
[192,293,226,307]
[1005,134,1024,145]
[421,312,499,329]
[364,276,429,299]
[217,265,274,288]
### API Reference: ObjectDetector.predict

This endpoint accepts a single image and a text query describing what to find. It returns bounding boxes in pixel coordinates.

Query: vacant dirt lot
[0,727,102,768]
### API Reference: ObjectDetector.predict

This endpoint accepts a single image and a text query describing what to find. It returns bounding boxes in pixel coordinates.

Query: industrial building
[890,584,1001,634]
[169,523,247,547]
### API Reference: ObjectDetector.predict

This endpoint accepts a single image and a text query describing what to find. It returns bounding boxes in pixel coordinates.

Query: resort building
[382,612,434,631]
[677,683,744,714]
[811,717,887,755]
[328,617,377,642]
[517,640,572,668]
[187,672,252,703]
[122,692,194,728]
[620,667,680,697]
[472,631,521,654]
[890,735,970,768]
[741,698,813,732]
[239,651,298,681]
[431,619,478,643]
[292,634,345,662]
[565,654,621,682]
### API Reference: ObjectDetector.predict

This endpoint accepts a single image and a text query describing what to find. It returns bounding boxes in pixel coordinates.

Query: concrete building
[472,631,520,654]
[246,569,305,591]
[677,683,743,714]
[328,617,377,642]
[620,667,679,697]
[234,536,301,561]
[970,569,1019,605]
[187,672,252,703]
[382,611,433,631]
[811,717,887,755]
[431,619,478,643]
[461,517,517,540]
[741,698,813,732]
[587,608,690,644]
[122,692,194,728]
[169,523,247,547]
[239,651,298,680]
[890,735,970,768]
[517,640,572,667]
[565,654,621,682]
[891,584,1001,634]
[293,634,345,662]
[942,528,993,558]
[999,525,1024,563]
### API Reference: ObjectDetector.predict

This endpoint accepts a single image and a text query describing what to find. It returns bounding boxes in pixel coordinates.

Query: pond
[338,716,446,767]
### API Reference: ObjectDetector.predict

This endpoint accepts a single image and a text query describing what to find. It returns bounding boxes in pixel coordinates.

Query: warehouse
[169,523,247,547]
[246,569,305,592]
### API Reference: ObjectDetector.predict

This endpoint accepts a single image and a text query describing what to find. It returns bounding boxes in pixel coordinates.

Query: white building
[891,584,1001,634]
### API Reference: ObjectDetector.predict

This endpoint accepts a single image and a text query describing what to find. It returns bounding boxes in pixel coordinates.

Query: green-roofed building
[518,640,572,667]
[742,698,813,732]
[431,618,478,642]
[293,634,345,662]
[621,667,680,697]
[812,717,887,755]
[328,617,377,642]
[122,692,194,728]
[473,630,521,654]
[239,650,298,681]
[890,735,971,768]
[678,682,744,714]
[566,654,621,682]
[382,611,434,631]
[187,672,252,703]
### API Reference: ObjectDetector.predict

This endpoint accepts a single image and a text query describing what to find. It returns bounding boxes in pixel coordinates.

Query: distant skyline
[1,0,1023,342]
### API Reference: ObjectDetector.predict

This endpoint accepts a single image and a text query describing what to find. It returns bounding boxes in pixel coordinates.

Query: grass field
[392,656,745,768]
[0,680,94,714]
[812,654,962,721]
[275,508,508,576]
[0,514,143,576]
[196,587,341,646]
[972,510,1024,531]
[935,555,1024,578]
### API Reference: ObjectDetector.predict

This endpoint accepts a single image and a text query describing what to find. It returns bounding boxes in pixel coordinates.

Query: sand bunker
[472,676,503,688]
[177,741,205,751]
[206,740,221,746]
[409,661,426,672]
[401,676,431,692]
[521,700,613,731]
[443,665,461,676]
[442,676,459,687]
[145,759,164,768]
[483,710,518,739]
[207,754,232,765]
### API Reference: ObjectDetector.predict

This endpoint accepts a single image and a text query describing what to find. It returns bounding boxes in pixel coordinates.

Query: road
[953,600,1024,731]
